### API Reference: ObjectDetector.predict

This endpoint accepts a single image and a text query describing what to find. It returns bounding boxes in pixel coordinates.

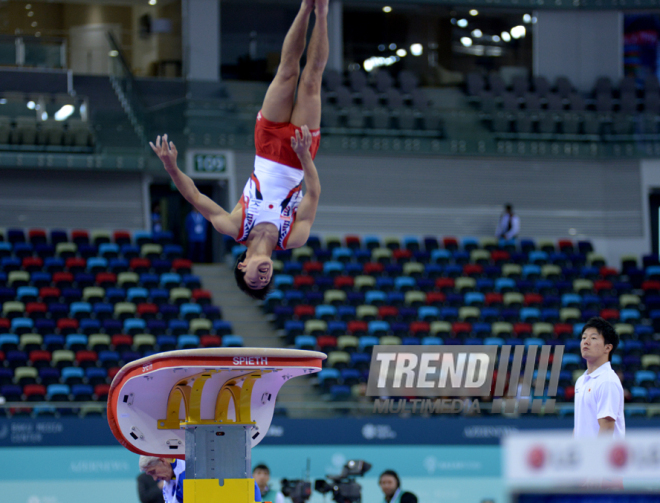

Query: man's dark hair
[379,469,400,488]
[581,317,619,361]
[253,463,269,474]
[233,250,273,300]
[505,203,513,212]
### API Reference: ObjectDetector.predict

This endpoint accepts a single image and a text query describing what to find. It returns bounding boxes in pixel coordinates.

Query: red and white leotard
[236,111,321,250]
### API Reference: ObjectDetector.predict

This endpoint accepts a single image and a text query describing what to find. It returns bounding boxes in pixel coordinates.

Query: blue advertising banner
[0,416,652,448]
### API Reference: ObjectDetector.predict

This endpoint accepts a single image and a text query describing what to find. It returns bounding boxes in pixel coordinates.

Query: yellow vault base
[183,478,272,503]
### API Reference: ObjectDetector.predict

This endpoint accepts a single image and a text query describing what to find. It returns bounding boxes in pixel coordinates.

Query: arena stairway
[193,263,322,417]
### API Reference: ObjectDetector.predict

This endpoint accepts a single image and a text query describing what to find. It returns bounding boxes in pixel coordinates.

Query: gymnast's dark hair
[233,250,273,301]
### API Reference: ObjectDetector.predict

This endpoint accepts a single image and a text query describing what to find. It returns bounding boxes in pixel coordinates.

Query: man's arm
[286,126,320,249]
[597,417,616,436]
[505,215,520,239]
[150,135,238,238]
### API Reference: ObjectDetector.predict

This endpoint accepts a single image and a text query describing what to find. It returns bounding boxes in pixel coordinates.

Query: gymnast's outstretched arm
[150,134,239,238]
[286,126,320,249]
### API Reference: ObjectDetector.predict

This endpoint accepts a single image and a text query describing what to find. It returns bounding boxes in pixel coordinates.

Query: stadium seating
[260,234,659,413]
[0,228,239,415]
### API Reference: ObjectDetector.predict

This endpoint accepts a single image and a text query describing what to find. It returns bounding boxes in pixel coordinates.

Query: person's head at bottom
[234,250,273,300]
[252,464,270,493]
[379,470,400,500]
[581,316,619,365]
[139,456,173,482]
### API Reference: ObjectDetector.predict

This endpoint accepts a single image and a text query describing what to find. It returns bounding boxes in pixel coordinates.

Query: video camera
[314,459,372,503]
[280,478,312,503]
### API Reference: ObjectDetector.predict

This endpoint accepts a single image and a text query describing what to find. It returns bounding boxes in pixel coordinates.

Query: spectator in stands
[151,202,163,234]
[253,463,285,503]
[379,469,418,503]
[137,471,164,503]
[185,208,208,263]
[139,455,263,502]
[574,317,625,438]
[150,0,327,300]
[495,203,520,240]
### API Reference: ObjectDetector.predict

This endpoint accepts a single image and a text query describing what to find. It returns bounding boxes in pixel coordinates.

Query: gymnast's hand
[291,125,312,158]
[150,134,178,172]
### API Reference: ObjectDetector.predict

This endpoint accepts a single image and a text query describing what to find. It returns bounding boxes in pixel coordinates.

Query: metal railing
[0,34,67,69]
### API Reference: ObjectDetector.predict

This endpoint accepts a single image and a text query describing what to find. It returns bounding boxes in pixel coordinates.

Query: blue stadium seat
[121,245,140,259]
[394,276,416,291]
[418,306,439,321]
[160,273,182,289]
[212,320,232,335]
[61,367,85,385]
[464,292,485,306]
[368,321,390,336]
[0,334,19,351]
[11,318,34,335]
[315,305,337,320]
[99,243,120,259]
[561,294,581,307]
[17,286,38,303]
[562,353,582,370]
[484,337,505,347]
[635,370,656,387]
[65,334,87,351]
[295,335,317,350]
[327,321,347,336]
[317,368,340,390]
[70,302,92,319]
[87,257,108,274]
[139,274,159,289]
[473,322,491,336]
[274,275,293,290]
[358,336,379,353]
[46,384,70,401]
[365,290,387,305]
[124,318,146,335]
[422,336,443,345]
[519,308,541,323]
[163,244,183,259]
[177,334,200,349]
[495,278,516,292]
[524,337,545,347]
[620,309,641,323]
[168,319,189,336]
[522,264,541,279]
[222,335,244,347]
[156,335,177,351]
[127,288,149,304]
[180,303,202,320]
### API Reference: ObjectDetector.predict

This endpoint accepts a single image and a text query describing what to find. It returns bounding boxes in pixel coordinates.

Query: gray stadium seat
[561,113,579,135]
[524,93,541,111]
[595,93,613,112]
[488,73,506,96]
[323,70,342,92]
[359,87,379,109]
[385,88,404,109]
[501,92,519,111]
[594,77,612,96]
[398,70,419,94]
[640,114,657,134]
[335,86,353,108]
[479,91,496,114]
[466,72,485,96]
[568,93,586,111]
[644,74,660,94]
[546,93,564,112]
[555,76,573,98]
[582,113,600,135]
[612,114,632,135]
[349,70,368,92]
[619,76,636,96]
[492,112,511,133]
[512,76,529,97]
[515,112,532,134]
[12,117,38,145]
[37,120,64,146]
[397,108,415,130]
[538,113,557,134]
[619,92,637,114]
[321,106,340,128]
[375,70,394,93]
[533,76,551,97]
[423,110,442,131]
[65,119,91,147]
[346,107,365,129]
[411,89,430,110]
[0,117,10,144]
[372,107,390,129]
[644,92,659,114]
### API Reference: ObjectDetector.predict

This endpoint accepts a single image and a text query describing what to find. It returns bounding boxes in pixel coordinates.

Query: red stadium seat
[65,257,86,273]
[57,318,79,335]
[25,302,47,319]
[425,292,446,306]
[594,280,614,295]
[443,237,458,250]
[558,240,574,253]
[53,272,74,288]
[200,335,222,348]
[524,293,544,307]
[71,230,90,245]
[378,306,399,320]
[22,257,43,272]
[600,309,620,322]
[599,267,618,279]
[0,318,9,332]
[435,278,455,292]
[564,386,575,401]
[192,289,212,305]
[28,229,47,245]
[363,263,384,275]
[452,322,472,337]
[96,272,117,288]
[172,259,193,274]
[303,262,323,275]
[294,275,315,290]
[642,280,660,294]
[76,350,98,369]
[554,323,573,340]
[107,367,121,380]
[347,320,368,335]
[294,305,315,320]
[113,231,131,245]
[513,323,533,337]
[344,235,361,250]
[334,276,354,290]
[410,321,430,337]
[130,258,151,273]
[29,350,51,368]
[24,384,46,401]
[316,335,337,352]
[490,250,510,264]
[94,384,111,401]
[392,249,412,263]
[111,334,133,352]
[463,264,483,277]
[136,303,158,319]
[39,287,61,304]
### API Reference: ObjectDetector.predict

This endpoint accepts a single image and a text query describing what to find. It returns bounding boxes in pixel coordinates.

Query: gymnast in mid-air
[151,0,328,299]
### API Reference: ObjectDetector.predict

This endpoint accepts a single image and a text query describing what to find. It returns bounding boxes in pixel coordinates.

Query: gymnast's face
[239,254,273,289]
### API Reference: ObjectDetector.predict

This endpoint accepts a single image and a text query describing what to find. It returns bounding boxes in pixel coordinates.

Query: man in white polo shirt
[574,317,625,438]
